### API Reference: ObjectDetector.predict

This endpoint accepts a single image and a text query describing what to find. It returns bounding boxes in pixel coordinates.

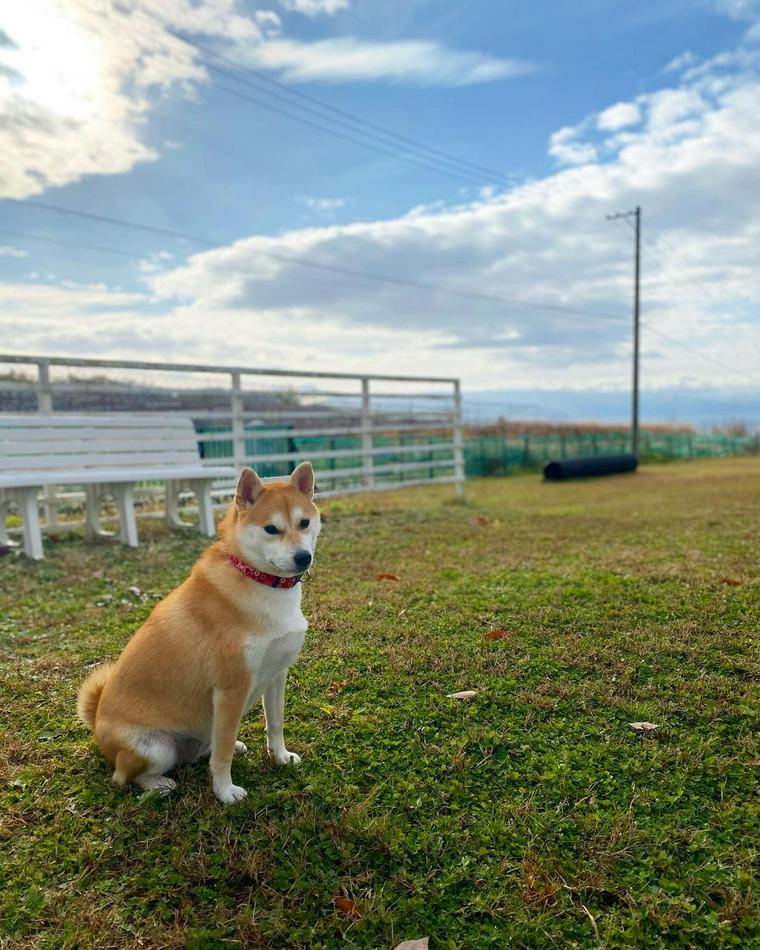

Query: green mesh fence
[197,422,757,485]
[463,431,759,477]
[196,425,456,485]
[196,423,293,478]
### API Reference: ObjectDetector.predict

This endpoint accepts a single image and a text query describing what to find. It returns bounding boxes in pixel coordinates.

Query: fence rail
[0,354,465,530]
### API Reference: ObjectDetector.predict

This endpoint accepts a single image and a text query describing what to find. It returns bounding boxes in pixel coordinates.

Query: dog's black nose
[294,550,312,570]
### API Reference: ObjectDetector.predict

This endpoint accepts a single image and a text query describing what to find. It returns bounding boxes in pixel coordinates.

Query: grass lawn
[0,458,758,949]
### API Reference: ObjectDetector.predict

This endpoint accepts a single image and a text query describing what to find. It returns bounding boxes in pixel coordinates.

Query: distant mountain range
[464,387,760,430]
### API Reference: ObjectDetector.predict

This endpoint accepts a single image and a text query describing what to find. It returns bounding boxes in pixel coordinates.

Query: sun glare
[1,1,103,121]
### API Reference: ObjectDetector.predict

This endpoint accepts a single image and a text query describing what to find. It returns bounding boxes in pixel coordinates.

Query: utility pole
[607,205,641,456]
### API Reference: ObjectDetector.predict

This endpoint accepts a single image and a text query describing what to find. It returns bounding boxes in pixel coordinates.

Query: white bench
[0,413,236,560]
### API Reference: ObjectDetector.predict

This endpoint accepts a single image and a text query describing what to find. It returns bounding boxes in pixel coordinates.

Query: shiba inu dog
[77,462,319,804]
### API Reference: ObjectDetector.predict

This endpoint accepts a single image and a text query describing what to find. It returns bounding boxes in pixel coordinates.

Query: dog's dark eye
[299,518,310,530]
[263,524,280,535]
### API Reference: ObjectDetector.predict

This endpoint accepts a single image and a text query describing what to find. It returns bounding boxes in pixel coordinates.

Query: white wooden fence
[0,355,464,530]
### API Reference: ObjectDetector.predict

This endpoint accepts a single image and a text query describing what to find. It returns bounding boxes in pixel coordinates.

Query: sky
[1,0,759,423]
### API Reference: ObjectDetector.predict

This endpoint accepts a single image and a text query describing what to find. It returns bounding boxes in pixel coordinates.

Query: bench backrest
[0,413,204,473]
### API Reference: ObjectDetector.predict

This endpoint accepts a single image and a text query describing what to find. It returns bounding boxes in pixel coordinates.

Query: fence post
[361,378,374,488]
[453,379,465,498]
[37,360,59,530]
[230,371,245,474]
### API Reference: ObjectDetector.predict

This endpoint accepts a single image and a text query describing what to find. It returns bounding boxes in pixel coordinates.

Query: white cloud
[298,195,346,213]
[708,0,760,43]
[597,101,641,131]
[247,37,538,86]
[0,0,208,199]
[548,127,598,165]
[0,245,29,258]
[278,0,349,15]
[138,250,176,274]
[710,0,760,18]
[664,51,699,73]
[253,10,283,34]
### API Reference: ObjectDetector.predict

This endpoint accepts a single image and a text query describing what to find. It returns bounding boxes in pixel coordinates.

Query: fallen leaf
[447,690,478,700]
[720,577,742,586]
[394,940,429,950]
[485,628,513,641]
[629,721,659,732]
[333,897,362,920]
[470,514,489,526]
[745,759,760,766]
[91,569,104,579]
[376,573,400,582]
[327,679,348,697]
[127,585,142,597]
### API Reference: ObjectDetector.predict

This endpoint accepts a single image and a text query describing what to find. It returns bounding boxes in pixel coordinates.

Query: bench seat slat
[1,451,203,471]
[1,434,202,451]
[0,465,236,489]
[0,413,196,431]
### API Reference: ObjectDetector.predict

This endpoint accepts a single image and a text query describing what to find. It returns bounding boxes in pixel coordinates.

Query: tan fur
[77,661,115,730]
[112,748,150,787]
[77,464,319,801]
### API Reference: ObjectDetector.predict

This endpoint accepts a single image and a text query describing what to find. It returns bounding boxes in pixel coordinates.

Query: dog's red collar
[227,554,302,589]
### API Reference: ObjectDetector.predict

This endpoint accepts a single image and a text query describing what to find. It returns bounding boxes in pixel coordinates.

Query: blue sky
[1,0,759,420]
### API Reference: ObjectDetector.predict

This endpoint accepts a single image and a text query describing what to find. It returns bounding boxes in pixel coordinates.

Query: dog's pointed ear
[289,461,314,499]
[236,468,264,510]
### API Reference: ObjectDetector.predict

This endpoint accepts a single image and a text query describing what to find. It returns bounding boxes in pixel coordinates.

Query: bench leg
[165,480,186,528]
[43,485,59,531]
[191,480,216,537]
[18,488,44,561]
[113,484,138,548]
[84,485,115,541]
[0,494,18,549]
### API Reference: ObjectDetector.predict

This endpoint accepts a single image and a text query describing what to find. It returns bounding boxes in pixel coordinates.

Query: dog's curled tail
[77,662,115,731]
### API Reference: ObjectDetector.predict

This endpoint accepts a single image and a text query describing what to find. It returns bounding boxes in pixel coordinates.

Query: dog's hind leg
[112,747,150,788]
[131,731,179,795]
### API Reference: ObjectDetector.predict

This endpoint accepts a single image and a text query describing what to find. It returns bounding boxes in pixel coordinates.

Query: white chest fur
[242,586,307,708]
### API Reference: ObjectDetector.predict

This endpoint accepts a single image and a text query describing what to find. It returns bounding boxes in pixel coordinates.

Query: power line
[208,76,494,188]
[643,323,760,387]
[8,208,758,385]
[130,3,512,184]
[6,199,628,325]
[73,1,505,190]
[610,217,760,386]
[0,227,147,260]
[10,201,215,248]
[170,35,510,186]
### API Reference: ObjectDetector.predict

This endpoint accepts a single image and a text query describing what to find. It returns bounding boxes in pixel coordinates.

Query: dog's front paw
[214,783,248,804]
[268,747,301,766]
